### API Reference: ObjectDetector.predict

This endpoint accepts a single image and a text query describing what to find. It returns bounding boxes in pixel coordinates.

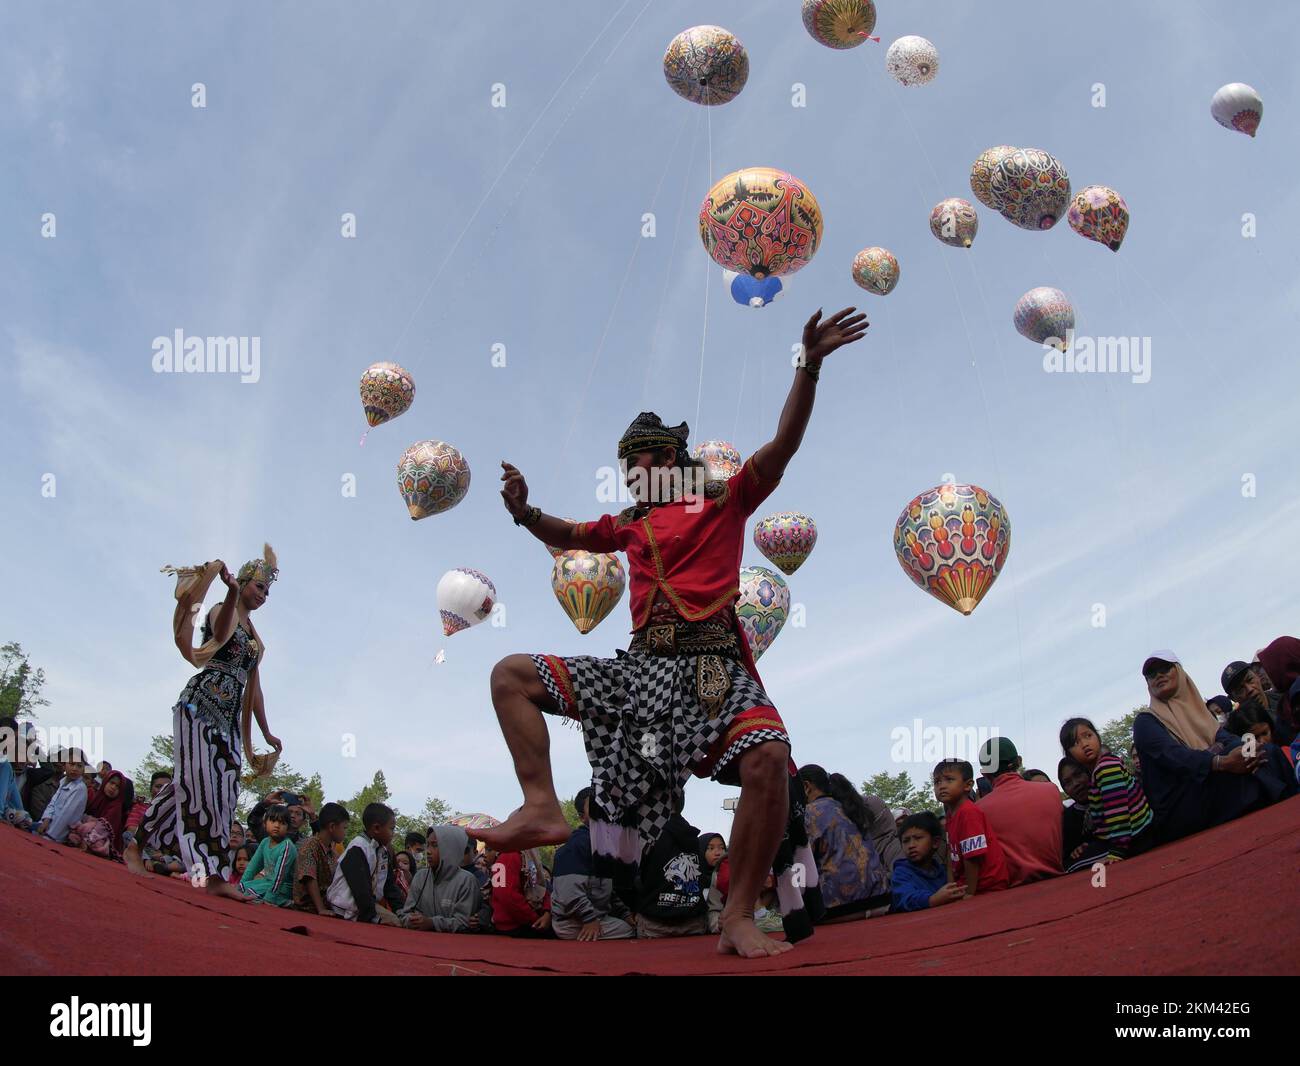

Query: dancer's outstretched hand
[500,461,529,517]
[802,307,869,363]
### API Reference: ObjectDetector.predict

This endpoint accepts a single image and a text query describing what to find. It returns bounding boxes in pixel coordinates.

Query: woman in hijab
[1133,651,1296,844]
[1255,637,1300,746]
[70,770,134,859]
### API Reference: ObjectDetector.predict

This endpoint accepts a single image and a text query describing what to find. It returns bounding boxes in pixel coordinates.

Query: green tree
[342,769,393,844]
[132,734,174,798]
[861,770,941,815]
[237,763,322,821]
[1098,707,1147,767]
[0,642,50,719]
[394,796,455,844]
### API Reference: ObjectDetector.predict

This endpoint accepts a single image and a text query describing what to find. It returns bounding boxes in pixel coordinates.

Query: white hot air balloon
[1210,82,1263,138]
[437,568,497,637]
[885,35,939,85]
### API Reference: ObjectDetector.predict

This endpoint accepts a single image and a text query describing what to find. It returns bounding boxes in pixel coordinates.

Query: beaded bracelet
[514,505,542,528]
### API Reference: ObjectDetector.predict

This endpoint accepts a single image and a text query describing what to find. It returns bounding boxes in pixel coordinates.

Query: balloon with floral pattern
[753,512,818,576]
[1067,185,1130,252]
[397,440,471,520]
[663,26,750,106]
[437,568,497,637]
[737,565,790,660]
[990,148,1071,231]
[801,0,877,48]
[929,198,979,248]
[893,483,1010,616]
[885,36,939,85]
[969,146,1017,210]
[1014,287,1074,352]
[359,362,415,438]
[852,246,899,295]
[699,167,824,279]
[552,550,626,635]
[692,440,743,481]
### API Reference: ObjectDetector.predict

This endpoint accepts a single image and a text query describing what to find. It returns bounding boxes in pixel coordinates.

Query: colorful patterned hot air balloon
[990,148,1071,231]
[552,550,626,635]
[397,440,471,520]
[692,440,743,481]
[851,246,899,295]
[886,36,939,85]
[700,167,824,279]
[359,362,415,430]
[722,269,784,307]
[753,513,818,576]
[929,198,979,248]
[801,0,877,48]
[893,483,1010,616]
[1067,185,1129,252]
[737,565,789,660]
[663,26,750,106]
[969,146,1017,210]
[1014,287,1074,351]
[437,568,497,636]
[1211,83,1262,138]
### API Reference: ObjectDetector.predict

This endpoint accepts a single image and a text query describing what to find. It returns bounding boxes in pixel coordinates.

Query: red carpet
[5,797,1297,976]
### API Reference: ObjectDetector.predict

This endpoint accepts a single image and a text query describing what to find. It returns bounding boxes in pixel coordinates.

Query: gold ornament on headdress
[237,543,279,586]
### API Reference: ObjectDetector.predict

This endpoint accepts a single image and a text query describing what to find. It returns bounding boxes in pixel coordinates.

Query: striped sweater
[1088,752,1153,858]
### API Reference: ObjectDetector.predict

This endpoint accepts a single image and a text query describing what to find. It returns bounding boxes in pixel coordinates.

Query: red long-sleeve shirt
[490,851,550,933]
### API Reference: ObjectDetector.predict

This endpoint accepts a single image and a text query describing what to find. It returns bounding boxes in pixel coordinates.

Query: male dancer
[476,308,867,958]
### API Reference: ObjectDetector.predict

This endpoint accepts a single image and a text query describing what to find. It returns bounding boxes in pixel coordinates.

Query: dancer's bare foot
[123,842,148,877]
[717,916,794,959]
[203,877,249,902]
[469,802,571,851]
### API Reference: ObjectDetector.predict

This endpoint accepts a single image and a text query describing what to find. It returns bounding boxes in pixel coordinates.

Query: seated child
[634,812,707,939]
[933,759,1009,896]
[230,842,254,883]
[239,804,298,906]
[67,770,133,859]
[35,749,89,844]
[461,839,494,933]
[551,787,636,941]
[891,811,965,912]
[294,802,350,914]
[1059,718,1155,860]
[398,824,481,933]
[326,802,403,925]
[1227,708,1294,768]
[1057,757,1112,872]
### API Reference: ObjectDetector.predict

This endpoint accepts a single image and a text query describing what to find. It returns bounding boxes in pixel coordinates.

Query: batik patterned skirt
[136,666,244,881]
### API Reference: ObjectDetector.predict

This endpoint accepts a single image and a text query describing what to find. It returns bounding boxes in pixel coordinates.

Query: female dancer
[125,546,282,897]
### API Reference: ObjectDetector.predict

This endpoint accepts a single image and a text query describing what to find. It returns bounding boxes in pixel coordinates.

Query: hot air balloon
[700,167,824,279]
[893,483,1010,616]
[1014,287,1074,351]
[989,148,1071,231]
[969,145,1017,210]
[663,26,750,106]
[397,440,471,520]
[359,362,415,436]
[754,513,817,576]
[801,0,877,48]
[737,565,790,660]
[886,36,939,85]
[1211,82,1262,137]
[552,550,626,634]
[692,440,743,481]
[437,568,497,636]
[929,198,979,248]
[722,269,784,307]
[1067,185,1129,252]
[851,246,899,295]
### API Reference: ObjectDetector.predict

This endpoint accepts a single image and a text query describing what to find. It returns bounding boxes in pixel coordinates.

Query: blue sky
[3,0,1297,837]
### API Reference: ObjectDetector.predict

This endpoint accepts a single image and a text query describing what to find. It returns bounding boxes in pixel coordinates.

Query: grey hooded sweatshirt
[397,824,480,933]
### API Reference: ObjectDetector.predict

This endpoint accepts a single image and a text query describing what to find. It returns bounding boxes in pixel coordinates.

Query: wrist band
[514,505,542,528]
[801,360,822,382]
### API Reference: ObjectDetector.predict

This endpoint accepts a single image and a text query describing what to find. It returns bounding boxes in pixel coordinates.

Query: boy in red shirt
[933,759,1009,896]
